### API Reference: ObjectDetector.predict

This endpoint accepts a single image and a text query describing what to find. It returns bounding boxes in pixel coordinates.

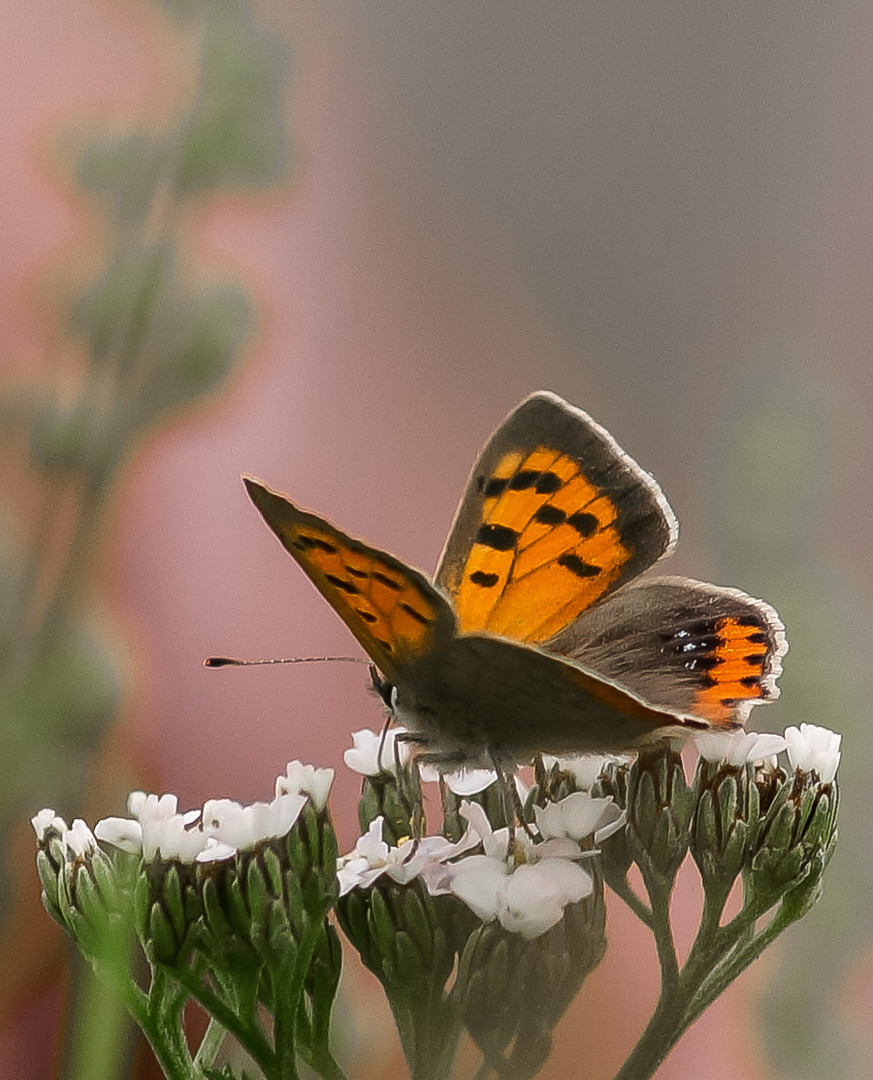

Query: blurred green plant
[0,0,289,1072]
[708,370,871,1080]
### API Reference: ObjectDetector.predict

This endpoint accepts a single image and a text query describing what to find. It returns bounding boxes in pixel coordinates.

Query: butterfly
[243,391,787,769]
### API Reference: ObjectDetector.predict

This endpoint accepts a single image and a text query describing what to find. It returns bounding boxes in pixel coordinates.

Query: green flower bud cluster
[196,802,338,983]
[744,765,839,918]
[356,768,422,846]
[36,819,134,966]
[136,857,202,968]
[594,748,694,895]
[338,878,462,995]
[455,880,606,1080]
[690,755,840,917]
[34,776,344,1080]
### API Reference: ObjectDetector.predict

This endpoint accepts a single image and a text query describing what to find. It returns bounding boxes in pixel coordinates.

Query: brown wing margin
[244,478,456,683]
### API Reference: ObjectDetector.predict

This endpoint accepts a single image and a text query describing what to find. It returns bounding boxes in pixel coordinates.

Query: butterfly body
[386,633,707,767]
[244,392,786,767]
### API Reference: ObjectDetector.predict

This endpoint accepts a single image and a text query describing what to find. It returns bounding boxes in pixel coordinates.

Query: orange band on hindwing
[691,616,777,724]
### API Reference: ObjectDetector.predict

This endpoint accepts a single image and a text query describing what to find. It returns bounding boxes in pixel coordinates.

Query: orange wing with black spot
[244,478,455,684]
[435,392,678,643]
[547,576,788,727]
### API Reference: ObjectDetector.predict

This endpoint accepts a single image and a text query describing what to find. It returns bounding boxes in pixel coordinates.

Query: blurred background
[1,0,871,1077]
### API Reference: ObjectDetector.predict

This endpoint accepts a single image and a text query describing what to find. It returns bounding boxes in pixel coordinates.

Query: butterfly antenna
[204,655,368,668]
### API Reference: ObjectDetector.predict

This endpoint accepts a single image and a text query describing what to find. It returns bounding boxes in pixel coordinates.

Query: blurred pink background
[2,1,871,1078]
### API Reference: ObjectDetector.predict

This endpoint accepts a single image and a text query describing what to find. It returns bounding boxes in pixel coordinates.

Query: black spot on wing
[371,571,403,591]
[469,570,500,587]
[566,511,599,538]
[534,505,567,526]
[400,602,432,626]
[557,553,601,578]
[323,573,361,595]
[476,523,519,551]
[297,534,338,554]
[482,476,509,497]
[508,470,542,490]
[534,471,562,494]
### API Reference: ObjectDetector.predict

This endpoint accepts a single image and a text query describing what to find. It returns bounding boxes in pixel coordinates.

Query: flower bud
[454,879,606,1080]
[603,749,692,885]
[136,859,202,968]
[745,767,839,916]
[690,760,755,893]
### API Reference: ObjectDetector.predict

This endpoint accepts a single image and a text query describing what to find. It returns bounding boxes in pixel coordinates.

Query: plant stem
[193,1017,227,1074]
[273,919,323,1080]
[173,967,274,1075]
[606,874,653,928]
[612,988,689,1080]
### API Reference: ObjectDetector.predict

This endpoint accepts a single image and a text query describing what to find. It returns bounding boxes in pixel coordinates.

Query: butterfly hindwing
[435,392,678,643]
[545,576,788,726]
[244,478,456,684]
[421,633,706,760]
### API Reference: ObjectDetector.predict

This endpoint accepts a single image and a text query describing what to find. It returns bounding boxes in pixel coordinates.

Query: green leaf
[77,130,167,228]
[174,7,289,194]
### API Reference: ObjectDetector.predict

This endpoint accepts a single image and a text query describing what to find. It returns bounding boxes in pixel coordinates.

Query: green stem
[149,967,197,1080]
[193,1017,227,1075]
[606,874,654,928]
[273,919,324,1080]
[302,1048,349,1080]
[173,967,274,1075]
[614,893,794,1079]
[645,876,679,993]
[684,905,792,1029]
[612,987,689,1080]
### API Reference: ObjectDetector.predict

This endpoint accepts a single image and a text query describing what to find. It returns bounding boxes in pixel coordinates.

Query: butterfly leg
[484,754,524,845]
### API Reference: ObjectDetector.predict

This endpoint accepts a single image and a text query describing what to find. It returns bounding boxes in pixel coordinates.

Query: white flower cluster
[32,761,334,866]
[338,741,625,940]
[692,722,842,782]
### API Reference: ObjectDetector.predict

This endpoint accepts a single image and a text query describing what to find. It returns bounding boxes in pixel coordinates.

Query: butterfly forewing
[436,392,678,643]
[244,478,455,683]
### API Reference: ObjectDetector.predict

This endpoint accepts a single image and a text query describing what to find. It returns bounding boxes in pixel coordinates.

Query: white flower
[63,819,98,858]
[195,837,238,864]
[202,792,307,851]
[534,792,625,844]
[428,801,595,939]
[541,753,632,789]
[94,816,143,854]
[336,817,475,896]
[32,808,67,842]
[276,761,334,810]
[498,859,593,938]
[141,813,210,863]
[127,792,183,822]
[693,730,788,766]
[784,724,841,783]
[418,763,498,795]
[94,792,206,862]
[343,727,411,776]
[441,806,592,939]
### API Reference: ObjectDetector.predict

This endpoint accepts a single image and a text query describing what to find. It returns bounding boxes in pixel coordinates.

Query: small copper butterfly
[244,392,787,768]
